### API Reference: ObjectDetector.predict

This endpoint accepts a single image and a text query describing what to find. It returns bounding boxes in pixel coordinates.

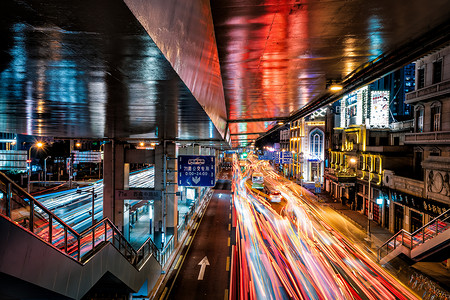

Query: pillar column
[153,141,178,248]
[103,141,129,232]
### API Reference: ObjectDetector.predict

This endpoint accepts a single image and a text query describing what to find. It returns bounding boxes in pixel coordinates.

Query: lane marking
[193,222,198,230]
[226,256,230,271]
[227,237,230,247]
[197,256,210,280]
[229,213,231,220]
[228,224,231,231]
[163,191,213,299]
[159,287,168,300]
[174,255,183,270]
[224,289,229,300]
[186,236,192,245]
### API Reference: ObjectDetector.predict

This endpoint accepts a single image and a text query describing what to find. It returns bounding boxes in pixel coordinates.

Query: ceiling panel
[0,0,223,142]
[211,0,450,146]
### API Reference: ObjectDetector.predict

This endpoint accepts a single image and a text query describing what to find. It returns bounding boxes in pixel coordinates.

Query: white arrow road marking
[197,256,210,280]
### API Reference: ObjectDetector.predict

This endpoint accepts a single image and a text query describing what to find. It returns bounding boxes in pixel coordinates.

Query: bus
[251,172,264,189]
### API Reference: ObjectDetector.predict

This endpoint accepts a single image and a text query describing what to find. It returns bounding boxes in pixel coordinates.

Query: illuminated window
[309,129,323,160]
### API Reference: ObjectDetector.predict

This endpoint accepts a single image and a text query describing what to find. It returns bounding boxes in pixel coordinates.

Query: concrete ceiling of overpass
[0,0,225,147]
[1,0,450,149]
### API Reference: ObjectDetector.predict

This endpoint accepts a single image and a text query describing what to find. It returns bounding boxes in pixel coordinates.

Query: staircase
[0,172,161,299]
[378,209,450,265]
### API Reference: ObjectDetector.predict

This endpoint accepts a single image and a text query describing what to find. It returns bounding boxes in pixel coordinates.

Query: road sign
[282,152,293,158]
[281,158,292,164]
[178,155,215,187]
[115,189,162,200]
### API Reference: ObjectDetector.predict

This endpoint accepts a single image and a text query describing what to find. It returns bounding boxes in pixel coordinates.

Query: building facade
[289,111,325,183]
[324,47,450,236]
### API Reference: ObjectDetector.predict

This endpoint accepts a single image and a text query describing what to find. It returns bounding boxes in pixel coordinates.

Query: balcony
[405,78,450,104]
[389,120,414,131]
[325,167,356,182]
[357,170,382,185]
[404,131,450,144]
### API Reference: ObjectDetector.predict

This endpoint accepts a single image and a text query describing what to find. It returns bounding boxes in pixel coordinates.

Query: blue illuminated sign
[178,155,215,187]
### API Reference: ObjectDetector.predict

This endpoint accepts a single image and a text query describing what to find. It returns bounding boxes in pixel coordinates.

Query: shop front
[390,190,449,232]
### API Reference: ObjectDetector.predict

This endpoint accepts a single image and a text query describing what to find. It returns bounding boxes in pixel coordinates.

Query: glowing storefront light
[340,86,390,129]
[340,86,369,128]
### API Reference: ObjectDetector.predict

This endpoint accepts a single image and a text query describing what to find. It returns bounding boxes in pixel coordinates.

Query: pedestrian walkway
[302,182,393,249]
[129,213,152,249]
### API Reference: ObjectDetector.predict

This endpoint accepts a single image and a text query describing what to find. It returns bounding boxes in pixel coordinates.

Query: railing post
[422,228,425,244]
[92,225,95,249]
[29,199,34,233]
[77,238,81,261]
[6,183,11,218]
[435,220,438,236]
[104,222,107,242]
[64,227,68,253]
[49,215,53,244]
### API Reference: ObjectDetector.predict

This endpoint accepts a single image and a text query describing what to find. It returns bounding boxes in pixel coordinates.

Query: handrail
[0,171,159,268]
[410,209,450,236]
[136,236,159,269]
[378,209,450,261]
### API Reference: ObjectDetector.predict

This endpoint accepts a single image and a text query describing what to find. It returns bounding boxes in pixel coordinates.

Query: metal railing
[378,209,450,261]
[158,235,175,267]
[0,171,158,269]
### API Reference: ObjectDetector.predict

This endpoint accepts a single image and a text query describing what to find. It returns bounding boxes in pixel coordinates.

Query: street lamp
[44,156,51,187]
[76,187,97,226]
[28,142,44,193]
[351,157,372,242]
[365,171,373,242]
[299,152,304,196]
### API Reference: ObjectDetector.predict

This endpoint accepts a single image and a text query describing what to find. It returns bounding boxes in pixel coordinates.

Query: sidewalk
[302,183,393,250]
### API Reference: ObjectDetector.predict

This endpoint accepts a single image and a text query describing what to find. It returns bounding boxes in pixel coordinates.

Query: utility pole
[365,170,372,242]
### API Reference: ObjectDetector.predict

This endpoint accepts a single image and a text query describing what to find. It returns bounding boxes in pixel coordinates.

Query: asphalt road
[165,178,232,300]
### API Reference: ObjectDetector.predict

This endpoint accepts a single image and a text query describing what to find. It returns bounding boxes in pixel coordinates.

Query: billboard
[72,151,102,164]
[370,91,390,128]
[340,86,369,128]
[0,150,27,172]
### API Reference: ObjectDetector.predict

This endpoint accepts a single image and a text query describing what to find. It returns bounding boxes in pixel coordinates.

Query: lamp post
[77,187,97,226]
[28,142,44,193]
[350,157,372,240]
[365,174,372,241]
[299,152,304,196]
[352,157,372,241]
[44,156,51,187]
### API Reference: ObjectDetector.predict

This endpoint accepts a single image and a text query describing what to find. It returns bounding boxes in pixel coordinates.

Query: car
[269,190,282,203]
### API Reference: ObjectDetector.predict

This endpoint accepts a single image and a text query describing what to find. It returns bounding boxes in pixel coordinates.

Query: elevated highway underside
[1,0,450,147]
[1,1,450,298]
